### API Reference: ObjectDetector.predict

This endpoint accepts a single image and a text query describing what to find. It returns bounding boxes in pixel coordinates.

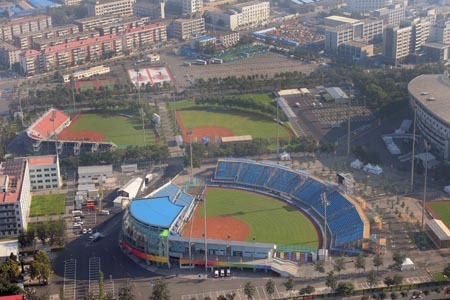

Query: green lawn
[429,201,450,229]
[30,194,66,217]
[179,108,290,139]
[198,188,319,248]
[68,114,154,149]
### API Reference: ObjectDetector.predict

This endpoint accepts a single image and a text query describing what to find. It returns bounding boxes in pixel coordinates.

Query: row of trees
[18,220,66,248]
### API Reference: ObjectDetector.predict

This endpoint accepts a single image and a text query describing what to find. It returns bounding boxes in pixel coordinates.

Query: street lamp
[203,195,208,274]
[422,140,431,229]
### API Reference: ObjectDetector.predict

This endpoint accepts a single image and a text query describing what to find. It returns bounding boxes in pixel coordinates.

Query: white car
[82,228,88,234]
[88,228,93,234]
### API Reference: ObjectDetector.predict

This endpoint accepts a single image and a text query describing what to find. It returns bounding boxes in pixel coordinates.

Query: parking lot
[182,284,286,300]
[160,51,319,90]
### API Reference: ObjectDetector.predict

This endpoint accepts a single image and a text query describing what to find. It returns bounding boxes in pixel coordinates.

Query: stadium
[25,108,116,156]
[120,158,370,276]
[408,72,450,160]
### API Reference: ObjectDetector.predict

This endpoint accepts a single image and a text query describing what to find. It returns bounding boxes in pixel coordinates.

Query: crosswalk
[89,257,101,296]
[182,285,290,300]
[63,259,77,300]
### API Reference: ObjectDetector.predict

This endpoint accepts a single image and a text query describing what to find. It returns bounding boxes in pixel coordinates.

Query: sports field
[30,194,66,217]
[58,114,154,148]
[183,187,319,248]
[174,98,291,142]
[428,200,450,228]
[75,79,115,92]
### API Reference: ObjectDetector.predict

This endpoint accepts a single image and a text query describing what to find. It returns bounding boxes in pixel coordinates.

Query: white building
[170,18,205,40]
[346,0,393,14]
[370,4,405,26]
[118,177,143,200]
[78,165,113,181]
[0,158,31,237]
[0,240,19,260]
[63,65,111,83]
[209,1,270,31]
[87,0,135,17]
[219,32,240,48]
[27,155,62,191]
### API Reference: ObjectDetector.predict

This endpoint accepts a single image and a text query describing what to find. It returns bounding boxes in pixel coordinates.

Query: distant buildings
[370,4,405,26]
[87,0,135,17]
[0,158,31,237]
[209,1,270,31]
[0,15,52,41]
[345,0,393,14]
[135,0,165,19]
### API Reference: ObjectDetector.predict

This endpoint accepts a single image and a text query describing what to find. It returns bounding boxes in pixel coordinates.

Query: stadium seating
[29,109,70,139]
[175,192,194,207]
[153,183,180,202]
[213,159,367,247]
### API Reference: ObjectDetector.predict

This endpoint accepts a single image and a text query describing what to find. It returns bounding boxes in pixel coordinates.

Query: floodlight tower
[321,192,329,250]
[422,140,431,229]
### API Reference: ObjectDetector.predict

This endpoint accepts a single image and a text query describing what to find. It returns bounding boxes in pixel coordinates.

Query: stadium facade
[25,108,116,156]
[120,159,370,276]
[408,73,450,160]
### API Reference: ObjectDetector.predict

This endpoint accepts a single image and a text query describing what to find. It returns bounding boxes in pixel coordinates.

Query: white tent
[401,257,415,271]
[371,165,383,175]
[444,185,450,195]
[350,159,364,169]
[363,163,373,172]
[279,151,291,161]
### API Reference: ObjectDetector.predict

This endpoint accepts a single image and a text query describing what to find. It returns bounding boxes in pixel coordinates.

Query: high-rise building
[209,1,270,31]
[382,25,413,63]
[370,4,405,26]
[27,155,62,191]
[135,0,165,19]
[346,0,393,14]
[87,0,135,17]
[429,21,450,45]
[0,158,31,237]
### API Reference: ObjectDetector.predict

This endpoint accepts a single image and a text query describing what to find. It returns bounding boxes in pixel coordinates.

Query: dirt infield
[176,111,234,143]
[181,215,250,241]
[58,115,105,142]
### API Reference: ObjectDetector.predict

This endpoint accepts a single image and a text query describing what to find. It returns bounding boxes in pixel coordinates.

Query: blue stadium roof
[129,197,183,227]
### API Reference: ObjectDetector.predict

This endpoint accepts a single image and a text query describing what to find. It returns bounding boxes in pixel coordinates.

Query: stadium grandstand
[25,108,116,156]
[120,161,370,276]
[211,158,370,251]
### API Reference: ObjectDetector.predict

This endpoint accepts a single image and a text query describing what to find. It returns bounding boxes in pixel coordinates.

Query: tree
[23,288,49,300]
[335,282,355,296]
[334,257,346,277]
[384,276,395,289]
[59,286,66,300]
[314,260,325,274]
[443,264,450,278]
[392,274,403,286]
[392,251,405,268]
[225,293,236,300]
[30,251,51,284]
[82,292,96,300]
[149,279,170,300]
[299,285,315,295]
[217,296,227,300]
[265,279,275,299]
[283,277,295,297]
[373,254,383,273]
[118,282,135,300]
[104,292,115,300]
[325,271,338,291]
[243,282,256,300]
[355,254,366,273]
[366,270,378,289]
[98,272,104,300]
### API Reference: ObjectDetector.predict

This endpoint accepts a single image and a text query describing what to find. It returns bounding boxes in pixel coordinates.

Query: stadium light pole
[347,84,353,157]
[410,106,417,192]
[203,195,208,275]
[188,204,195,270]
[188,129,194,183]
[276,98,279,160]
[422,140,430,229]
[321,193,329,251]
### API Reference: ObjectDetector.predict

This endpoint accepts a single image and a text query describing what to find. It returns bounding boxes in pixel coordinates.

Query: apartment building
[0,40,20,69]
[370,4,405,26]
[122,23,167,50]
[19,49,40,75]
[324,18,382,51]
[429,21,450,45]
[87,0,135,17]
[74,15,122,32]
[12,24,80,50]
[346,0,392,14]
[32,31,101,51]
[170,18,205,40]
[94,17,149,35]
[0,15,52,41]
[0,158,31,237]
[337,41,374,60]
[134,0,165,19]
[382,25,413,63]
[219,31,240,48]
[209,1,269,31]
[27,155,62,191]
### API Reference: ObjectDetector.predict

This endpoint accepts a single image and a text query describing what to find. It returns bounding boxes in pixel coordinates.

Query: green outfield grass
[30,194,66,217]
[429,201,450,228]
[69,114,154,148]
[198,187,319,248]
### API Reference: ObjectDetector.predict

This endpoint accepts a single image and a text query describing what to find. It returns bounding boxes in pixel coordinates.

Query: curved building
[408,74,450,160]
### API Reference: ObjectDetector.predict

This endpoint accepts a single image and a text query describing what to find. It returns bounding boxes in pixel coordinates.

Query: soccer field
[197,187,319,248]
[429,201,450,228]
[66,114,154,148]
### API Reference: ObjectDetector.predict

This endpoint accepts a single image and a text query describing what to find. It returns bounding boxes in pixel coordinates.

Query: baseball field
[173,98,291,142]
[428,200,450,228]
[183,187,319,248]
[58,113,154,148]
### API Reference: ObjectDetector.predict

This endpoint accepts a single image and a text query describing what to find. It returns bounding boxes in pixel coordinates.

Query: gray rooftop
[427,219,450,241]
[408,74,450,125]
